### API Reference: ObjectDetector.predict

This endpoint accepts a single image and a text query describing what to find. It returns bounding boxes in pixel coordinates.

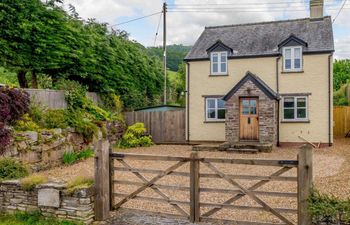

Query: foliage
[76,148,94,160]
[55,79,88,110]
[118,123,153,148]
[62,151,78,165]
[14,114,40,131]
[20,174,48,191]
[43,109,68,129]
[64,176,94,195]
[334,83,349,106]
[0,158,29,181]
[167,63,186,106]
[100,93,123,113]
[0,67,18,87]
[62,148,94,165]
[309,188,350,224]
[69,113,98,142]
[0,211,80,225]
[0,87,30,125]
[0,0,165,110]
[147,44,191,71]
[334,59,350,91]
[0,124,11,155]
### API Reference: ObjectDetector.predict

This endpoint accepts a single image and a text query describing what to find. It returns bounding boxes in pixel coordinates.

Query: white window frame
[282,46,303,72]
[210,51,227,75]
[205,98,226,121]
[282,96,308,121]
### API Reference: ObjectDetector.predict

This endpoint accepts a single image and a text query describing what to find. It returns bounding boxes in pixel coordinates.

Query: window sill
[281,70,304,74]
[204,120,225,123]
[281,120,310,123]
[209,74,229,77]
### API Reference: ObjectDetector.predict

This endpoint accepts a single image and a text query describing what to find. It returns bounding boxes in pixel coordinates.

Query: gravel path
[40,138,350,224]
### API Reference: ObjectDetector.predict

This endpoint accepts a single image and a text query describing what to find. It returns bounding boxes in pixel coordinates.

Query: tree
[0,0,165,110]
[333,59,350,91]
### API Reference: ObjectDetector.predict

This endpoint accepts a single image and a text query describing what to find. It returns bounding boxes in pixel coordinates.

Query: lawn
[36,138,350,224]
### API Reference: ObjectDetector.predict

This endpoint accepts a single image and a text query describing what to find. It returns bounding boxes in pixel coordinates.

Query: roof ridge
[205,16,331,30]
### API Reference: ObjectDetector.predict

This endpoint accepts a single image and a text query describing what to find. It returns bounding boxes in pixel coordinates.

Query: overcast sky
[63,0,350,59]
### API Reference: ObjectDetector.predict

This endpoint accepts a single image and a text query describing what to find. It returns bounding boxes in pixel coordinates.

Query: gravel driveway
[40,138,350,225]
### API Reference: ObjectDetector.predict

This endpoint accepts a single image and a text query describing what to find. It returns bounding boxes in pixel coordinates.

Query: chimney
[310,0,324,18]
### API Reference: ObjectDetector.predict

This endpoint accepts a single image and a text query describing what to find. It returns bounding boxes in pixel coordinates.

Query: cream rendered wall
[187,57,277,142]
[187,53,332,143]
[279,54,333,143]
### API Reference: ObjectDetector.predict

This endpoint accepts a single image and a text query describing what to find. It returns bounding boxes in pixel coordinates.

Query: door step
[227,148,258,154]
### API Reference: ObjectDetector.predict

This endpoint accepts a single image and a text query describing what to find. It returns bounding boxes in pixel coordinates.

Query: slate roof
[223,71,279,101]
[185,16,334,60]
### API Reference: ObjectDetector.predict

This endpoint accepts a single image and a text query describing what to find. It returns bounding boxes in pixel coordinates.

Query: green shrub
[28,103,46,126]
[55,79,87,110]
[0,158,29,181]
[13,114,40,131]
[65,111,98,142]
[20,174,48,191]
[43,109,68,129]
[0,210,80,225]
[118,122,153,148]
[64,176,94,195]
[309,188,350,224]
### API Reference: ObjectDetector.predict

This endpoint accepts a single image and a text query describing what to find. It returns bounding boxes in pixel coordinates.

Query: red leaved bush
[0,87,30,124]
[0,87,30,155]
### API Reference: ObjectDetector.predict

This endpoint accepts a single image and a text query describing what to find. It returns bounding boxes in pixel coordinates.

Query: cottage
[184,0,334,147]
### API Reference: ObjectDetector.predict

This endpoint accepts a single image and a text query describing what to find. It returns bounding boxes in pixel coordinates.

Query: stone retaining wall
[3,122,124,171]
[0,180,95,224]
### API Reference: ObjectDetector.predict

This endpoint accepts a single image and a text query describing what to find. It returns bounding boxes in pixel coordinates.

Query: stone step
[227,148,258,154]
[231,143,273,152]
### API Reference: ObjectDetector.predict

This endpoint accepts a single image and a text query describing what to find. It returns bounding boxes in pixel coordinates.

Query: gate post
[94,139,110,221]
[298,144,313,225]
[190,151,200,222]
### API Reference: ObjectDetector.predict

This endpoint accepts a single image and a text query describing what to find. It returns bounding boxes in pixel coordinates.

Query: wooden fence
[333,106,350,137]
[24,88,100,109]
[94,140,313,225]
[124,110,186,143]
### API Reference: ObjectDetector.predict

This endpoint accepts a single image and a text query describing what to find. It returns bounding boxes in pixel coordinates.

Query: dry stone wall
[3,122,124,171]
[0,180,95,224]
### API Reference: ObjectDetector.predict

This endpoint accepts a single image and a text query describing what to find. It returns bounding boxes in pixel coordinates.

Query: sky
[62,0,350,59]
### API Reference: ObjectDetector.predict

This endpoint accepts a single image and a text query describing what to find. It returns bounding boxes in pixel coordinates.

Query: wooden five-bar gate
[95,140,312,225]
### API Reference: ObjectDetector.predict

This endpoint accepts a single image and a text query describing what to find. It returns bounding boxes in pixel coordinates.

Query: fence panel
[24,88,99,109]
[333,106,350,137]
[124,110,186,143]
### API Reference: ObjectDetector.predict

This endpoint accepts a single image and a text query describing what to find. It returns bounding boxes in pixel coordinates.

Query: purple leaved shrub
[0,87,30,155]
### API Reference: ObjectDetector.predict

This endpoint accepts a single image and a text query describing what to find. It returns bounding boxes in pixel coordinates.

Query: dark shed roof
[185,16,334,60]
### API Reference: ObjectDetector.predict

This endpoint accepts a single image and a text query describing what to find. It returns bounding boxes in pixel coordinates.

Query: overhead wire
[154,11,163,46]
[110,11,162,27]
[333,0,348,23]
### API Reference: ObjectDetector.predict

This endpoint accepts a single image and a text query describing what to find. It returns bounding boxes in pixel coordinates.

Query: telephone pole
[163,2,167,105]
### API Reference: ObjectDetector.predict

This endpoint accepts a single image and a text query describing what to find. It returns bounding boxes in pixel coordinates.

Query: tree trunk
[31,71,38,89]
[17,71,28,88]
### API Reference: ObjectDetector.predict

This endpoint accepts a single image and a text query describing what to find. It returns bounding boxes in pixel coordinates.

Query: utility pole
[163,2,167,105]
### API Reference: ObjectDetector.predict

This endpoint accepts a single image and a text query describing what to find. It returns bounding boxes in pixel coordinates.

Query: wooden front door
[239,98,259,141]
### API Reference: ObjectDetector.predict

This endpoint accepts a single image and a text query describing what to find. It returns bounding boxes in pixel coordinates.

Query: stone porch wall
[225,79,277,144]
[0,180,94,224]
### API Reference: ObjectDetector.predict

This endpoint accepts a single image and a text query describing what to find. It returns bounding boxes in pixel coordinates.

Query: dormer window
[211,52,227,75]
[283,46,302,71]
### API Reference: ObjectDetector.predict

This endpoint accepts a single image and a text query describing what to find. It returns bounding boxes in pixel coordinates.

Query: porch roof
[222,71,279,101]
